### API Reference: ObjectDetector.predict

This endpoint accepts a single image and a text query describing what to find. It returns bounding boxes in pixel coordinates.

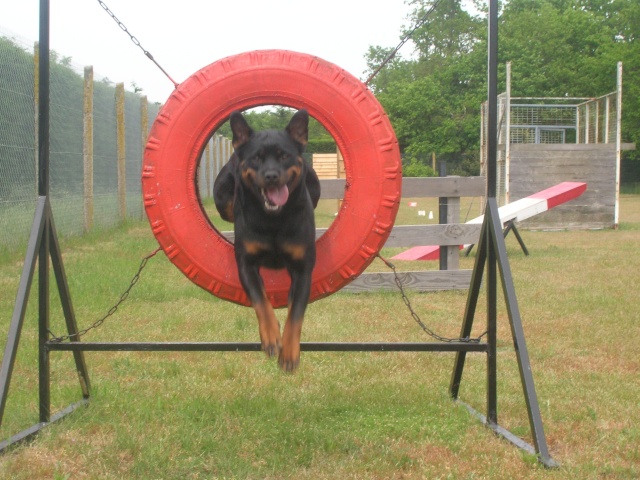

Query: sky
[1,0,422,104]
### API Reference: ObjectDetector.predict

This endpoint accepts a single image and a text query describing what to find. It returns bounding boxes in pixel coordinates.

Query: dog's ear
[286,109,309,153]
[230,111,253,149]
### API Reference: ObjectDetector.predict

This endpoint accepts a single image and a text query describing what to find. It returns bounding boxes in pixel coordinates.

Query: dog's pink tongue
[266,185,289,206]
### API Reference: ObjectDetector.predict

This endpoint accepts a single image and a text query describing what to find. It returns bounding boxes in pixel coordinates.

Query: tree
[500,0,640,162]
[365,0,486,175]
[364,0,640,175]
[214,107,337,155]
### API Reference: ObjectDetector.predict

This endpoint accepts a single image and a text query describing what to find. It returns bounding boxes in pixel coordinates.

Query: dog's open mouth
[261,185,289,211]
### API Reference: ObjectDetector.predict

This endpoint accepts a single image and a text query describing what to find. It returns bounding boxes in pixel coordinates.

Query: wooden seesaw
[392,181,587,261]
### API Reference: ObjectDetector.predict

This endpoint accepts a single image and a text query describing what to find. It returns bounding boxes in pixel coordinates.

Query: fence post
[213,138,219,190]
[140,96,149,219]
[446,192,460,271]
[438,162,447,270]
[614,61,623,229]
[116,83,126,221]
[83,67,94,232]
[221,135,228,175]
[438,162,460,271]
[205,140,212,198]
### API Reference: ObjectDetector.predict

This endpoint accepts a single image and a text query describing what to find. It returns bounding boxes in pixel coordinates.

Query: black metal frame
[465,219,530,257]
[0,0,557,467]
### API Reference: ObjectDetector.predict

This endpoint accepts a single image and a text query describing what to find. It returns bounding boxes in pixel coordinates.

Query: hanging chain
[365,0,443,86]
[376,253,487,343]
[96,0,179,88]
[48,247,162,343]
[47,247,483,343]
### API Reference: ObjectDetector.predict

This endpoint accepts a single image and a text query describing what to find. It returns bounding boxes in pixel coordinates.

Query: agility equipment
[393,181,587,261]
[142,50,401,307]
[1,0,558,468]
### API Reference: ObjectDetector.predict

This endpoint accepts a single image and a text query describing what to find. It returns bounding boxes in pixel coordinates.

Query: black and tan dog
[213,109,320,371]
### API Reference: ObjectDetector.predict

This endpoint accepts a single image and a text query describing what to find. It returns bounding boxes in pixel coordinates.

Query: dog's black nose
[264,170,280,186]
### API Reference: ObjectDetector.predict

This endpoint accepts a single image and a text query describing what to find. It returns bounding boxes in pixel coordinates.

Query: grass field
[0,196,638,479]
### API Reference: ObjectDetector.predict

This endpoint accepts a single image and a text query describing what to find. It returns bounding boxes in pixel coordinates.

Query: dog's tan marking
[243,240,269,256]
[282,243,306,261]
[224,201,234,222]
[253,294,281,358]
[279,309,303,372]
[241,166,256,187]
[287,163,302,189]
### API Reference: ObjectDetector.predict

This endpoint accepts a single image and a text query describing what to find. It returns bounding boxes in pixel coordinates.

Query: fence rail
[220,176,487,292]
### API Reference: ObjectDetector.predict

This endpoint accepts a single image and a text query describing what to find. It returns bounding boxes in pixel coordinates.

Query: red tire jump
[142,50,402,308]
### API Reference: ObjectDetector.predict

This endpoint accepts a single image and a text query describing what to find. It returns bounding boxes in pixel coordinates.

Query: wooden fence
[337,177,485,292]
[221,176,486,292]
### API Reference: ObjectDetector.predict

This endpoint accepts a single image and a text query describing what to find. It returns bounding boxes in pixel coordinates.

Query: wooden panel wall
[509,144,619,229]
[312,153,340,179]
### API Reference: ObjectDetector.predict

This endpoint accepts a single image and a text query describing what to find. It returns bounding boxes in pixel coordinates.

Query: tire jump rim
[142,50,401,308]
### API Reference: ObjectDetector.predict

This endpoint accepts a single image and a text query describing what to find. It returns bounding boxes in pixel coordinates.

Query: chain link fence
[1,33,35,250]
[1,30,233,253]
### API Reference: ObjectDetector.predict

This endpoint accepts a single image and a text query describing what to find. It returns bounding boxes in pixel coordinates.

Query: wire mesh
[0,30,166,251]
[481,91,621,205]
[0,33,38,249]
[577,93,618,145]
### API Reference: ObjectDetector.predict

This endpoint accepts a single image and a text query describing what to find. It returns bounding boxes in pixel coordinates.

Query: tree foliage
[364,0,640,177]
[214,106,336,155]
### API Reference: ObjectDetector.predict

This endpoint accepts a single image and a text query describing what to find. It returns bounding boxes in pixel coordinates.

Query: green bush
[402,158,435,177]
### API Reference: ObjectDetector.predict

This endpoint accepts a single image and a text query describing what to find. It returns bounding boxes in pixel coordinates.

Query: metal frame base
[460,402,558,468]
[0,399,89,452]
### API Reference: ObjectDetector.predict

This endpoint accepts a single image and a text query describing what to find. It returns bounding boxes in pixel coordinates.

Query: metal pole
[486,0,498,200]
[38,1,50,198]
[38,0,51,424]
[484,0,499,426]
[504,62,511,204]
[614,61,623,229]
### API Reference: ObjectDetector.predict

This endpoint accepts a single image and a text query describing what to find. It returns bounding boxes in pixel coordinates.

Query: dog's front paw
[278,344,300,372]
[261,337,281,358]
[255,308,281,358]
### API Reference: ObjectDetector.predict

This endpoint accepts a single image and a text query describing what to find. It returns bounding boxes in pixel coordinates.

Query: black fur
[213,109,320,371]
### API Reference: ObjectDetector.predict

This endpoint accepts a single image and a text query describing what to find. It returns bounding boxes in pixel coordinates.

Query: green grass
[0,196,639,478]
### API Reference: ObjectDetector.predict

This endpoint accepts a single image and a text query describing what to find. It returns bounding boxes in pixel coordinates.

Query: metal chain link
[48,247,483,343]
[365,0,443,86]
[96,0,179,88]
[376,253,487,343]
[48,248,162,343]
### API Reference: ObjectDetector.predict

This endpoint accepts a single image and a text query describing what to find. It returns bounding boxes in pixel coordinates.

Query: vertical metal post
[576,104,581,144]
[595,99,600,144]
[484,0,499,426]
[486,207,498,425]
[605,95,610,144]
[487,0,498,200]
[585,103,590,144]
[614,61,623,229]
[37,0,51,424]
[504,62,511,204]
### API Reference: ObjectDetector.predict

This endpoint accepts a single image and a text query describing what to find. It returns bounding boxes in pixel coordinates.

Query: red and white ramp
[391,182,587,261]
